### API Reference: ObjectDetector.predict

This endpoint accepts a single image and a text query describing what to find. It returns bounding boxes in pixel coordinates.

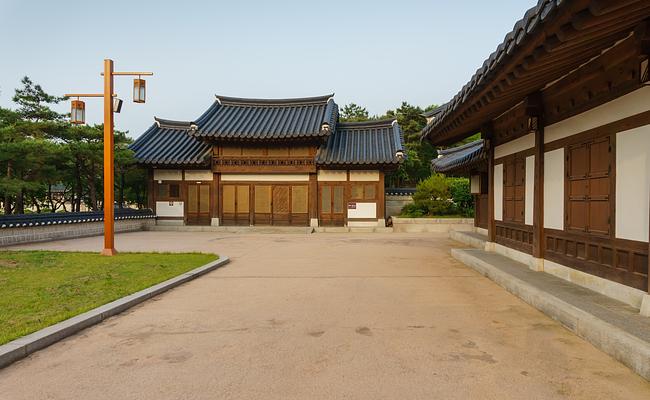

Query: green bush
[400,174,474,218]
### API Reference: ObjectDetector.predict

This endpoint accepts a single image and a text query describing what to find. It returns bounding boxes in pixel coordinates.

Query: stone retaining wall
[391,217,474,233]
[0,219,155,247]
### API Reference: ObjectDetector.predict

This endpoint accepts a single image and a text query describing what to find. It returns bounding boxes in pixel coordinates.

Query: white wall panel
[349,170,380,181]
[616,125,650,242]
[153,169,182,181]
[347,202,377,219]
[156,201,184,217]
[494,133,534,159]
[544,149,564,229]
[317,170,347,181]
[221,174,309,182]
[545,86,650,144]
[525,155,535,226]
[493,164,503,221]
[184,170,213,181]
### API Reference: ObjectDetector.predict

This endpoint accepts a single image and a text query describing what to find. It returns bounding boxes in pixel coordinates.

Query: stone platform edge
[0,256,230,370]
[451,248,650,381]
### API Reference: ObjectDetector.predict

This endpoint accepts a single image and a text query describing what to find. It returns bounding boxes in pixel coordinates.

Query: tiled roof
[421,103,447,119]
[421,0,650,145]
[316,119,405,166]
[192,94,337,141]
[130,120,212,166]
[431,139,485,173]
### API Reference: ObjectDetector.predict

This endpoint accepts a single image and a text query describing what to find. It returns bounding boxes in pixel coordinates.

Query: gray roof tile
[431,140,485,173]
[316,119,405,166]
[193,94,337,140]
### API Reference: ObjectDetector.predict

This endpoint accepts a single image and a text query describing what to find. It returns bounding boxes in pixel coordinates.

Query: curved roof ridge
[437,139,484,155]
[337,118,396,128]
[214,94,334,106]
[153,117,196,130]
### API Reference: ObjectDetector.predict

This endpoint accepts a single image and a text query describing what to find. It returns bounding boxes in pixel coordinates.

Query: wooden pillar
[377,171,385,222]
[101,59,116,256]
[212,172,220,226]
[527,92,545,260]
[309,172,318,226]
[483,124,496,243]
[147,169,154,210]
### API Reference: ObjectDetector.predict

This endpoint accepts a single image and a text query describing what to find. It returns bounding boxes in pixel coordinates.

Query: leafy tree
[340,103,370,122]
[12,76,66,122]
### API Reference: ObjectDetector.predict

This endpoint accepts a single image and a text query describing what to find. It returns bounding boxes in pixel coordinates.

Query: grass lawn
[0,251,218,345]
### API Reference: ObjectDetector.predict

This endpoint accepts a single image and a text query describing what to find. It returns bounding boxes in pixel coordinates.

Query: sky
[0,0,534,139]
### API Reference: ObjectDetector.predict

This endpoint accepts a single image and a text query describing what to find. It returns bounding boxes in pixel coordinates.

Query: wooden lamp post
[66,59,153,256]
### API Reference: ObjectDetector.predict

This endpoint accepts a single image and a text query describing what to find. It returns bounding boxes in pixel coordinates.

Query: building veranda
[423,0,650,313]
[131,95,405,228]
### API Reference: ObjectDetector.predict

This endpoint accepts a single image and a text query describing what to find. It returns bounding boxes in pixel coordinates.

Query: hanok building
[422,1,650,314]
[131,95,405,228]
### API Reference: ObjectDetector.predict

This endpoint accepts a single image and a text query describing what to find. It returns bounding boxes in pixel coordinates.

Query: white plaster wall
[493,164,503,221]
[220,174,309,182]
[317,170,347,181]
[544,86,650,144]
[184,170,213,181]
[494,132,534,159]
[349,170,380,181]
[616,125,650,242]
[544,148,564,229]
[525,155,535,226]
[470,175,480,194]
[153,169,182,181]
[347,202,377,219]
[156,201,184,217]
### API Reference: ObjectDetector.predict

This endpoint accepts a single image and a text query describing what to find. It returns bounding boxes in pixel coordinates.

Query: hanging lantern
[113,97,123,113]
[133,77,146,103]
[71,99,85,124]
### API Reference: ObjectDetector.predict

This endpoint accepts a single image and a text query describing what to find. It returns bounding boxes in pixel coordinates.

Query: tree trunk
[16,189,24,214]
[48,184,55,211]
[88,163,97,211]
[119,171,125,208]
[4,161,13,214]
[32,195,41,213]
[74,159,83,212]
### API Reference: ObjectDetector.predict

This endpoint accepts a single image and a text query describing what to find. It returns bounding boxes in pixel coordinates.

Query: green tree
[340,103,370,122]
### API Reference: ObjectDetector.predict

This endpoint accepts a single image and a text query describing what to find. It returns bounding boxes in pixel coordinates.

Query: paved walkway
[1,232,649,399]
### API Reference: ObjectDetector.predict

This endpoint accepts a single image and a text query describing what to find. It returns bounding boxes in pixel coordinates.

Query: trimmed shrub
[400,174,474,217]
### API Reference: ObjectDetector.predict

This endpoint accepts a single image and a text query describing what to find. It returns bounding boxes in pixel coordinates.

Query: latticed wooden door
[187,183,211,225]
[319,184,345,226]
[222,184,250,226]
[272,186,290,226]
[254,185,272,225]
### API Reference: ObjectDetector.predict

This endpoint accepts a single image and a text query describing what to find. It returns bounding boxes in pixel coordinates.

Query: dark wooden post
[527,92,545,259]
[309,173,318,226]
[482,124,496,243]
[212,172,220,226]
[377,171,386,223]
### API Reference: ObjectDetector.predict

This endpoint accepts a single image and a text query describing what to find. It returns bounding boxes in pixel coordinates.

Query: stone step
[449,229,487,249]
[452,247,650,381]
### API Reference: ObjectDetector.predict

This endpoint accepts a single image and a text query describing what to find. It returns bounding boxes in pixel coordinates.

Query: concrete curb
[0,256,230,370]
[452,248,650,381]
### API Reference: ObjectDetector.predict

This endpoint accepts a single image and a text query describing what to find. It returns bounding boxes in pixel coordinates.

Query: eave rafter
[425,0,650,146]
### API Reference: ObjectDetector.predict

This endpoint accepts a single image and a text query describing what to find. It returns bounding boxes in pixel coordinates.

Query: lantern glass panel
[71,100,85,124]
[133,79,146,103]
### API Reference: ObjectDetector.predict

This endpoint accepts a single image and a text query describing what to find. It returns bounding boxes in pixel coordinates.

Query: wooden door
[187,183,211,225]
[319,184,345,226]
[254,185,272,225]
[290,185,309,226]
[222,184,250,226]
[272,186,290,226]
